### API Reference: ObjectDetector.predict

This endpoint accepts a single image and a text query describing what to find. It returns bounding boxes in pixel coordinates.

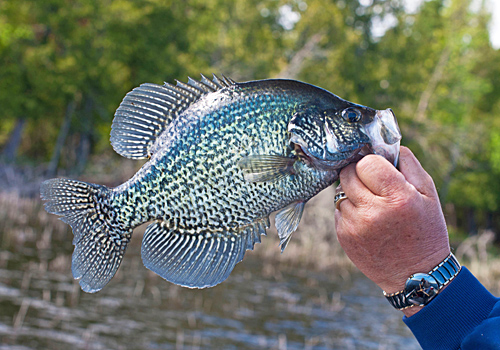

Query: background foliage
[1,0,500,235]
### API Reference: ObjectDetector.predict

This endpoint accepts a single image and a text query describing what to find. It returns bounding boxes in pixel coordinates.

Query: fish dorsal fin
[275,201,305,253]
[141,217,269,288]
[110,74,236,159]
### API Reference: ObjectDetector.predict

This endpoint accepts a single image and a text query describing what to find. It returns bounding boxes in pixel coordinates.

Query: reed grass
[252,186,355,276]
[1,185,499,295]
[0,191,69,248]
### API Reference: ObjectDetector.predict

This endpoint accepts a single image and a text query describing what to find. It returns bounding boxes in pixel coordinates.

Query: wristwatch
[383,253,461,310]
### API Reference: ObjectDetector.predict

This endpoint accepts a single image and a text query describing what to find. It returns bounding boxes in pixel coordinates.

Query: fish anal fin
[141,217,268,288]
[275,201,305,253]
[111,74,236,159]
[237,155,296,183]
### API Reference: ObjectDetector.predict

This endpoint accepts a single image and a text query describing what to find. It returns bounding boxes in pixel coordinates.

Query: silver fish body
[41,75,401,292]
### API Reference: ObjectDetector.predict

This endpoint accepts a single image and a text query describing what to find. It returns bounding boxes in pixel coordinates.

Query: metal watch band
[383,253,461,310]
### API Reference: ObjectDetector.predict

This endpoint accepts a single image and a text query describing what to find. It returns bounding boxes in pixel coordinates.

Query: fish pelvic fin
[141,218,269,288]
[237,155,296,182]
[275,201,305,253]
[111,74,236,159]
[40,178,132,293]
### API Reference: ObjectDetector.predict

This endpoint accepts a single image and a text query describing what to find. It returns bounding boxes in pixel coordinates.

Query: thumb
[398,146,437,197]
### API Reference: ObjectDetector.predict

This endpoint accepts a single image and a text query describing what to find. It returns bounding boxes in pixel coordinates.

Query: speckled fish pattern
[40,74,400,293]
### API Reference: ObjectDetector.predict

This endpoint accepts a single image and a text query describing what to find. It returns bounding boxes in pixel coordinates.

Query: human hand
[334,146,450,317]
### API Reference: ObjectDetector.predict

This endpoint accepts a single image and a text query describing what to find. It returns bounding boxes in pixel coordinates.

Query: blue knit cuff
[403,267,498,350]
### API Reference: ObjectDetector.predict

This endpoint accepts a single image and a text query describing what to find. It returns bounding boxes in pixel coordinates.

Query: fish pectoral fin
[275,201,305,253]
[141,218,269,289]
[237,155,296,183]
[111,74,236,159]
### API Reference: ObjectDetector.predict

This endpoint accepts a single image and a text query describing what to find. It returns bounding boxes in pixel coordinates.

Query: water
[0,218,420,349]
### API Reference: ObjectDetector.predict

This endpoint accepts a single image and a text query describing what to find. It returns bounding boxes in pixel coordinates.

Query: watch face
[404,273,439,306]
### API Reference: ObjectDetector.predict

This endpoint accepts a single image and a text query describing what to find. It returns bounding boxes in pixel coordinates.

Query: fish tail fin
[40,178,132,293]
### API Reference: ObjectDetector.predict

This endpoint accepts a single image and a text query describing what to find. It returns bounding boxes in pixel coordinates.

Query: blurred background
[1,0,499,349]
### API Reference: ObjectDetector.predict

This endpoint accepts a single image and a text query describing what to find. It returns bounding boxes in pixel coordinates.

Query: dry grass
[455,230,500,294]
[1,186,499,295]
[253,186,354,276]
[0,191,69,249]
[0,185,351,273]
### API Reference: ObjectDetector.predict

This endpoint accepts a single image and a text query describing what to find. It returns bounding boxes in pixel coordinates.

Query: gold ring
[334,191,348,210]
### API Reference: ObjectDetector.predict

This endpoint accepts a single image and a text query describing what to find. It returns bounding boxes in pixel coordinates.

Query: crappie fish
[40,74,401,293]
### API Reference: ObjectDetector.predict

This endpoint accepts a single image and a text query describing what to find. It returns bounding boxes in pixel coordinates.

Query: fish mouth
[362,108,401,167]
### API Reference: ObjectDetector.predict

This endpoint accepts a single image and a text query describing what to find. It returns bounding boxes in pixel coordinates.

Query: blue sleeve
[403,267,500,350]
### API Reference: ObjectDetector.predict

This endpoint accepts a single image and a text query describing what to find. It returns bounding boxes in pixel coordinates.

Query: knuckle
[388,191,421,218]
[360,209,378,226]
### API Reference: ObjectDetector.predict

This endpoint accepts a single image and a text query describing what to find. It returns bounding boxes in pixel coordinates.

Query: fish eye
[342,108,361,123]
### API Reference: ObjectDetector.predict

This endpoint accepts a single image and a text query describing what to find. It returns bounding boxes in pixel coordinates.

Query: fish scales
[41,74,402,292]
[113,80,332,230]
